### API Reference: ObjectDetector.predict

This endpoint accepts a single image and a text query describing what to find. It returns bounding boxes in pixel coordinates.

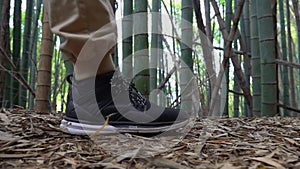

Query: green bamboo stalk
[51,38,61,112]
[28,0,43,109]
[122,0,133,78]
[11,0,22,107]
[287,0,297,109]
[232,0,239,117]
[150,0,162,104]
[109,0,118,67]
[133,0,149,97]
[19,0,34,108]
[204,0,213,108]
[292,0,300,105]
[257,0,278,116]
[181,0,193,72]
[243,0,251,50]
[250,0,261,116]
[292,43,299,107]
[242,0,250,116]
[0,0,11,107]
[170,0,179,108]
[232,84,240,117]
[240,8,247,116]
[180,0,193,112]
[279,0,290,116]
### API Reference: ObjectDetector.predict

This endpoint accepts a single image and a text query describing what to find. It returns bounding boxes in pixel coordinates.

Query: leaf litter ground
[0,108,299,169]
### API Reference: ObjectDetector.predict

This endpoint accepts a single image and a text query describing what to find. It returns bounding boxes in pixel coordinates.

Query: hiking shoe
[60,71,190,135]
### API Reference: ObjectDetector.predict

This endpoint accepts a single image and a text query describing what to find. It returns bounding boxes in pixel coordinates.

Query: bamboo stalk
[257,0,278,116]
[35,8,54,112]
[286,0,300,107]
[279,0,290,116]
[19,0,33,108]
[250,0,261,116]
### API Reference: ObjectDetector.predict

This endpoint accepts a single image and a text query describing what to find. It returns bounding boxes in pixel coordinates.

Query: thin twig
[194,41,248,55]
[157,66,177,90]
[276,59,300,69]
[0,64,35,97]
[278,104,300,113]
[170,77,195,108]
[0,47,35,97]
[0,47,17,70]
[228,89,244,96]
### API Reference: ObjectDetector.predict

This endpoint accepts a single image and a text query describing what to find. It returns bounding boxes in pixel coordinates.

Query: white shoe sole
[60,119,189,135]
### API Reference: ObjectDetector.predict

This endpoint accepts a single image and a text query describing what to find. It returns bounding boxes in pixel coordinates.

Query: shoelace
[66,73,149,112]
[110,72,149,111]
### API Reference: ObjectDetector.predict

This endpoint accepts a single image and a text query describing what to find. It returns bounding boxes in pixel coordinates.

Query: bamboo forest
[0,0,300,168]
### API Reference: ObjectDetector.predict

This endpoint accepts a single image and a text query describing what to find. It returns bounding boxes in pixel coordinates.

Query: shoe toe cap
[163,107,190,122]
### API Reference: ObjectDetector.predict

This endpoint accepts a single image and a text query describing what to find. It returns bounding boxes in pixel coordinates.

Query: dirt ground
[0,108,299,169]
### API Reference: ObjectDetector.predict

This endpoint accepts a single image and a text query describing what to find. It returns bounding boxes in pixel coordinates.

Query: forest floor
[0,108,299,169]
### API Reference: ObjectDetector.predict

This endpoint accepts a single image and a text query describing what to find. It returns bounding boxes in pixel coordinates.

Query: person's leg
[43,0,116,80]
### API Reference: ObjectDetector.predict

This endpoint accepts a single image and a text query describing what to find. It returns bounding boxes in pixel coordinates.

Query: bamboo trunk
[233,40,240,117]
[279,0,290,116]
[257,0,278,116]
[19,0,33,108]
[180,0,194,113]
[133,0,149,97]
[35,8,54,112]
[29,0,43,109]
[0,0,11,107]
[250,0,261,116]
[241,0,251,116]
[122,0,133,79]
[150,0,162,104]
[170,0,179,108]
[287,0,297,109]
[204,0,213,109]
[11,0,22,107]
[292,0,300,108]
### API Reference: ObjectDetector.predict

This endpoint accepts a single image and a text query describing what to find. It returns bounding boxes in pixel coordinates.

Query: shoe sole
[60,119,189,135]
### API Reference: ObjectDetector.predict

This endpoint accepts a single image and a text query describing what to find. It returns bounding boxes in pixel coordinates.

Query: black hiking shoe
[60,71,190,135]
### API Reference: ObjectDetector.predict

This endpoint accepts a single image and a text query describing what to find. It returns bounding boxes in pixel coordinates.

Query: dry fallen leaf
[0,109,299,168]
[0,113,10,124]
[251,157,285,169]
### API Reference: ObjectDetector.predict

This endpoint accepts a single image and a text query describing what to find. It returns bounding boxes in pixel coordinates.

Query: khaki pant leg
[44,0,117,80]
